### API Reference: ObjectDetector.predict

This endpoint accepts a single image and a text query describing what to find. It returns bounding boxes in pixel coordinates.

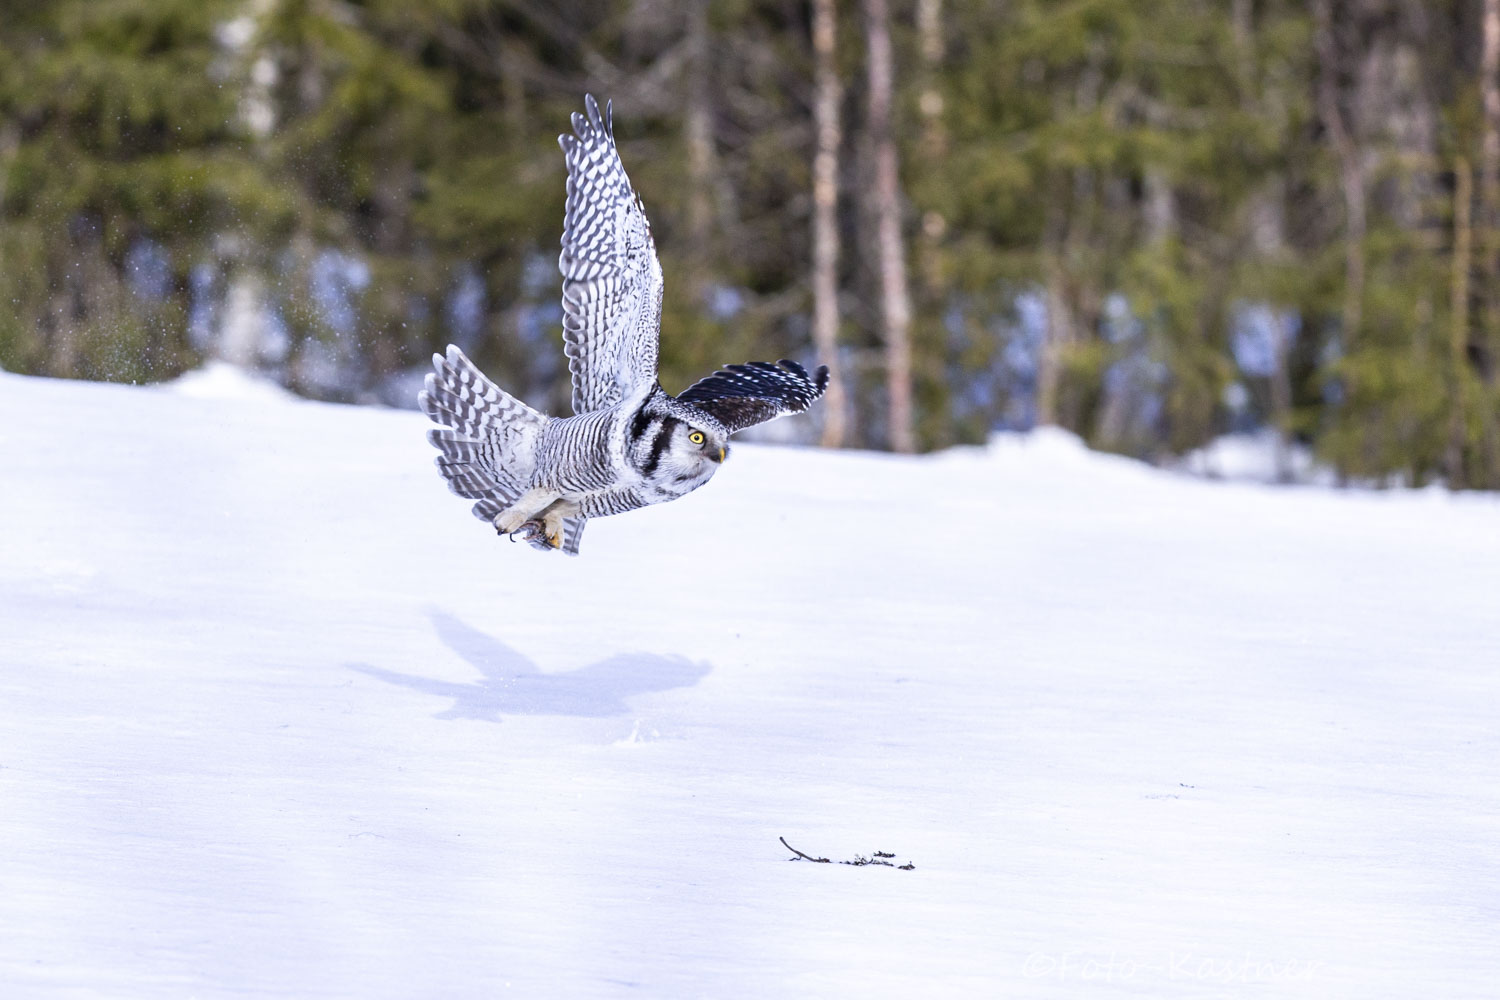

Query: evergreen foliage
[2,0,1498,487]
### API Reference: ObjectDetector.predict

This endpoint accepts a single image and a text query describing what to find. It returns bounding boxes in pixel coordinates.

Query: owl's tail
[420,346,585,554]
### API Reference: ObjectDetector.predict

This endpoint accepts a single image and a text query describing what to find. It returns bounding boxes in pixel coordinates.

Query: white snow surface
[2,369,1498,998]
[1174,429,1337,486]
[158,360,296,405]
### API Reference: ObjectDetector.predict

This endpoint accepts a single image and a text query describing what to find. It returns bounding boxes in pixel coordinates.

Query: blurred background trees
[3,0,1499,486]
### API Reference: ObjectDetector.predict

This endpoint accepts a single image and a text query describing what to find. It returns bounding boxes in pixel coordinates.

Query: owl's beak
[716,446,726,463]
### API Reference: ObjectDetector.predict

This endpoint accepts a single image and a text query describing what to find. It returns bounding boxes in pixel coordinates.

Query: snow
[159,359,296,404]
[1174,428,1336,486]
[2,367,1498,998]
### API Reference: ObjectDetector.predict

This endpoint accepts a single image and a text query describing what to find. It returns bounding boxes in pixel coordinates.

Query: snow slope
[1,368,1497,998]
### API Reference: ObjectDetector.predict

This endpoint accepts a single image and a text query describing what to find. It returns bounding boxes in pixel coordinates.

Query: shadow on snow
[349,610,711,721]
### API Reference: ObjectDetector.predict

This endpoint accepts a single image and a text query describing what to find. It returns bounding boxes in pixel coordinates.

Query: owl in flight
[420,96,828,555]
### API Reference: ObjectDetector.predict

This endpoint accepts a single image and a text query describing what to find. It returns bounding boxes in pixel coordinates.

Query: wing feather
[557,95,663,415]
[676,360,830,435]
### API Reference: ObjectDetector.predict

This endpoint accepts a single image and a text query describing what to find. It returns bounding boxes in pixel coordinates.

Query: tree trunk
[811,0,848,448]
[1270,309,1296,483]
[1312,0,1365,350]
[1481,0,1500,485]
[1449,155,1473,487]
[1231,0,1254,96]
[500,39,527,139]
[685,1,716,265]
[1036,224,1072,429]
[863,0,915,453]
[1142,169,1176,245]
[915,0,947,294]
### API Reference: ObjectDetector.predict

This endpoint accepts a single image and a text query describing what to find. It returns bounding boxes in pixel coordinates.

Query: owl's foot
[503,519,562,550]
[493,493,569,550]
[539,507,568,549]
[492,488,561,538]
[493,509,532,536]
[504,519,544,543]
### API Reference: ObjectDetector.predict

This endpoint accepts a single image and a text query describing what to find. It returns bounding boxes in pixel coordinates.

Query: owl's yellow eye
[689,430,705,445]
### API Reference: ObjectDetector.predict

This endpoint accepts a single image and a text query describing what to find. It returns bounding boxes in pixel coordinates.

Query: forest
[3,0,1500,487]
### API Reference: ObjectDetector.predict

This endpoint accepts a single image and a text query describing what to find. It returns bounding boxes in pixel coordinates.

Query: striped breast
[533,407,618,497]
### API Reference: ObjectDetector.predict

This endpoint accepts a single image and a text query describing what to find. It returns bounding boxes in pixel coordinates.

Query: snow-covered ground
[1174,428,1337,486]
[1,367,1497,998]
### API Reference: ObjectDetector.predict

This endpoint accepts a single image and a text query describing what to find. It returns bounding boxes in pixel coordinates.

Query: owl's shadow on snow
[349,610,710,722]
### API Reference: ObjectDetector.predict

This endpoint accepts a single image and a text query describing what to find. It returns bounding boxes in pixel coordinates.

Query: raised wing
[557,95,663,415]
[676,360,830,435]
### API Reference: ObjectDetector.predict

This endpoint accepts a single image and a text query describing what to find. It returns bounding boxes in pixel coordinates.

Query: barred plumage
[420,96,828,555]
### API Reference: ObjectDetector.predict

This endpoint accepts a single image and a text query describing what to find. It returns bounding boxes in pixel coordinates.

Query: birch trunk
[685,1,715,263]
[811,0,848,447]
[1449,155,1473,487]
[863,0,915,453]
[915,0,946,294]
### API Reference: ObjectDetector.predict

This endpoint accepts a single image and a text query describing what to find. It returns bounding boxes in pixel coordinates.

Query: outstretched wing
[558,95,663,415]
[676,360,830,435]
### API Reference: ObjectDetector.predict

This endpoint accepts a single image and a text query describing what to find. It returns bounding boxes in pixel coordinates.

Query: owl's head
[655,419,727,488]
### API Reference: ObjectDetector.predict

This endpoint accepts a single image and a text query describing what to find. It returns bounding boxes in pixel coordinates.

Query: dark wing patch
[676,360,830,435]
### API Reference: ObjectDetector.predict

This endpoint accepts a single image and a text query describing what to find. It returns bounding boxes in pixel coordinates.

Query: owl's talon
[507,519,547,544]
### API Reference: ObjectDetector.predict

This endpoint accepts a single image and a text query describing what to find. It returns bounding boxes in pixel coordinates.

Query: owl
[419,95,828,555]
